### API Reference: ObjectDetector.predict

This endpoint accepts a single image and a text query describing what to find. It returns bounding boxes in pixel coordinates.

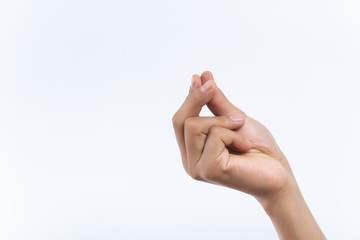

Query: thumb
[200,71,244,116]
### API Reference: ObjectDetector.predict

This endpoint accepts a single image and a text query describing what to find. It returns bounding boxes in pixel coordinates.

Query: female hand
[172,71,326,240]
[172,72,291,203]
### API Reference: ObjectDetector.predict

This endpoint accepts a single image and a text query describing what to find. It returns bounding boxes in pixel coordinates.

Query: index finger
[172,77,217,169]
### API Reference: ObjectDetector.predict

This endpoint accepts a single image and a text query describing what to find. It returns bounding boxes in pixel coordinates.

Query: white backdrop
[1,0,359,239]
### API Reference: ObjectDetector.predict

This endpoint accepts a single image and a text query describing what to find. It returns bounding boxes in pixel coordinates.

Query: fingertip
[185,80,216,110]
[193,74,201,89]
[227,114,245,132]
[229,114,245,122]
[200,71,214,84]
[190,74,201,92]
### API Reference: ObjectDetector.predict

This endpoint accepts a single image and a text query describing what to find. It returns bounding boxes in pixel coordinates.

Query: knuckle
[184,164,202,181]
[188,165,202,181]
[208,126,222,137]
[201,168,216,181]
[172,113,180,128]
[189,169,202,181]
[197,152,230,182]
[199,163,219,181]
[184,117,200,133]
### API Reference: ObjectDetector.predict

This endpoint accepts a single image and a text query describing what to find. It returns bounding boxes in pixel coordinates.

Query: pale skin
[172,71,326,240]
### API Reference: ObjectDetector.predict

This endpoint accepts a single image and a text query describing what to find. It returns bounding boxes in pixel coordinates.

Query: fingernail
[200,80,212,92]
[229,114,244,122]
[191,75,195,90]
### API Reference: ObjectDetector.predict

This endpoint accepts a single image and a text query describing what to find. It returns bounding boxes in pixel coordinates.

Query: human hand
[172,71,326,239]
[172,72,293,204]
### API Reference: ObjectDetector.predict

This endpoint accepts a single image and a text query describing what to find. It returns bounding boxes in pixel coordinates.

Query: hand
[173,72,292,202]
[172,71,326,240]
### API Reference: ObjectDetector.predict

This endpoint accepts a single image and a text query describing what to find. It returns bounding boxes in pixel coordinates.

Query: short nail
[200,80,212,92]
[229,114,244,122]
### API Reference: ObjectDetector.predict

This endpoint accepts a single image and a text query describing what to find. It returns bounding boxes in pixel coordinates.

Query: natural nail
[200,80,212,92]
[229,114,245,122]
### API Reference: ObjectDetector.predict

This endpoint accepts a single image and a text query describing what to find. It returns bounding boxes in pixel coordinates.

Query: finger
[172,79,217,171]
[198,126,252,182]
[200,71,244,116]
[184,115,245,178]
[189,74,201,93]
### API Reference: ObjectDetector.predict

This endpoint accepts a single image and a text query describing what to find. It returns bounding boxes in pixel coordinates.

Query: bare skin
[172,71,326,240]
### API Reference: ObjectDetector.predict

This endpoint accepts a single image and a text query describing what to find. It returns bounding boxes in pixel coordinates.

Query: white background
[1,0,359,239]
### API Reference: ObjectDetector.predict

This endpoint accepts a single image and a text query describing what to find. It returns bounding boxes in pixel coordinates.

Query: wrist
[257,176,326,239]
[258,175,301,216]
